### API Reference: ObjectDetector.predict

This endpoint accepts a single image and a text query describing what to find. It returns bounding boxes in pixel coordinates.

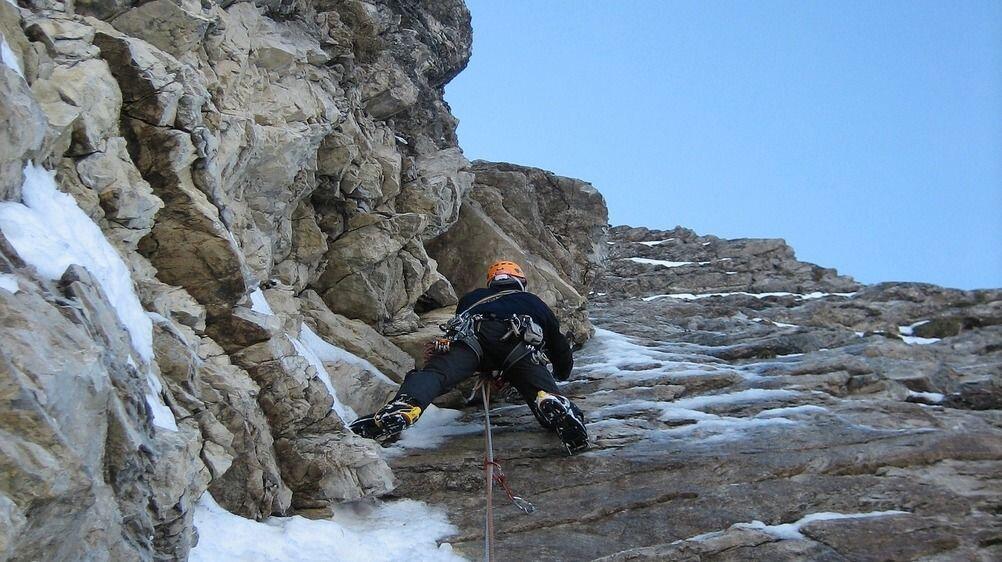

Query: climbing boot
[535,391,589,454]
[349,395,422,441]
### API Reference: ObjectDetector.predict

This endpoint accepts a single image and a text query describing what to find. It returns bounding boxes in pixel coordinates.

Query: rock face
[391,226,1002,561]
[1,1,609,559]
[429,161,609,343]
[5,0,995,561]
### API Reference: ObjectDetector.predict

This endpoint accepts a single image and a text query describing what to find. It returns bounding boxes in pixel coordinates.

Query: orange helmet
[486,260,526,285]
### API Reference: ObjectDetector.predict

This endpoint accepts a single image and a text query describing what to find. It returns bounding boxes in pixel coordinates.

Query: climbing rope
[479,374,535,562]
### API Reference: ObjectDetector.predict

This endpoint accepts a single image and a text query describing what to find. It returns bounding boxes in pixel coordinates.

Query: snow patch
[901,334,937,344]
[897,321,940,345]
[898,320,930,336]
[638,238,675,246]
[300,323,394,385]
[384,406,480,456]
[628,257,704,268]
[289,328,358,422]
[249,288,274,315]
[0,273,18,294]
[643,291,856,303]
[0,163,154,360]
[190,493,463,562]
[907,390,945,404]
[669,389,800,411]
[735,510,909,540]
[0,162,177,431]
[1,34,24,78]
[754,405,829,418]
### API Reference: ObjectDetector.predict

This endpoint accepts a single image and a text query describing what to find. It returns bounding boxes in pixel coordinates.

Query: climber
[349,260,588,454]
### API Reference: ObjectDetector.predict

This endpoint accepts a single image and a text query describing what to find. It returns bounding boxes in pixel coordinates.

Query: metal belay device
[478,373,535,562]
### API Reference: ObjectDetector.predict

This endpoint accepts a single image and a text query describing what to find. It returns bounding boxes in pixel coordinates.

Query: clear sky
[445,0,1002,290]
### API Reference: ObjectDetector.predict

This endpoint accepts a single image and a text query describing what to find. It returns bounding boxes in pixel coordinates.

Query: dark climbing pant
[396,319,566,428]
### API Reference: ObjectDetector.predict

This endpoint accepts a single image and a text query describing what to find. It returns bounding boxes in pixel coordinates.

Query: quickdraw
[484,459,535,514]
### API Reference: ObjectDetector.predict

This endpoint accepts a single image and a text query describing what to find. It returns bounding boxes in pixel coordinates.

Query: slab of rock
[428,162,608,343]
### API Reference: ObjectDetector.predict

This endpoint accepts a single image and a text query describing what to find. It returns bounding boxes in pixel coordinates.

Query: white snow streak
[289,328,357,422]
[190,493,463,562]
[384,406,480,457]
[638,238,675,246]
[628,257,709,268]
[898,320,930,336]
[643,291,856,302]
[0,163,154,360]
[907,390,945,404]
[1,34,24,78]
[0,273,17,294]
[0,162,177,431]
[735,510,909,540]
[900,335,940,345]
[897,321,940,345]
[249,288,275,315]
[299,323,394,386]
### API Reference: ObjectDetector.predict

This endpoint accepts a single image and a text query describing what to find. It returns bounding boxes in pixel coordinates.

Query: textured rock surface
[391,227,1002,561]
[1,1,611,560]
[0,0,487,560]
[428,161,609,343]
[6,1,996,561]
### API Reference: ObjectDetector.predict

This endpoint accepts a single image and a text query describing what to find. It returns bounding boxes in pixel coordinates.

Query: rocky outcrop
[1,0,612,558]
[16,0,988,561]
[392,226,1002,561]
[0,0,497,560]
[597,224,861,298]
[428,161,609,342]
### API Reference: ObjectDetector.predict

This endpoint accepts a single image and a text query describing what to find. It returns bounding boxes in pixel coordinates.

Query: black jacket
[457,286,574,380]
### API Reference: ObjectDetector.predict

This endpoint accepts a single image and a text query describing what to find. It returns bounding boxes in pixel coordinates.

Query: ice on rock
[384,405,480,457]
[0,163,177,431]
[289,327,357,422]
[628,258,701,268]
[190,493,464,562]
[643,291,857,302]
[669,389,800,411]
[0,273,18,294]
[1,34,24,78]
[0,163,155,360]
[735,510,909,540]
[299,323,394,386]
[249,287,275,315]
[897,321,940,345]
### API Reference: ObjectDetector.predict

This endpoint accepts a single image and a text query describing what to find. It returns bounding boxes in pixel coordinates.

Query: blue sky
[445,1,1002,290]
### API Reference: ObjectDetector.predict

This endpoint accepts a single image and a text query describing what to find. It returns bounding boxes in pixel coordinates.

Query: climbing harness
[480,376,534,562]
[439,290,522,361]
